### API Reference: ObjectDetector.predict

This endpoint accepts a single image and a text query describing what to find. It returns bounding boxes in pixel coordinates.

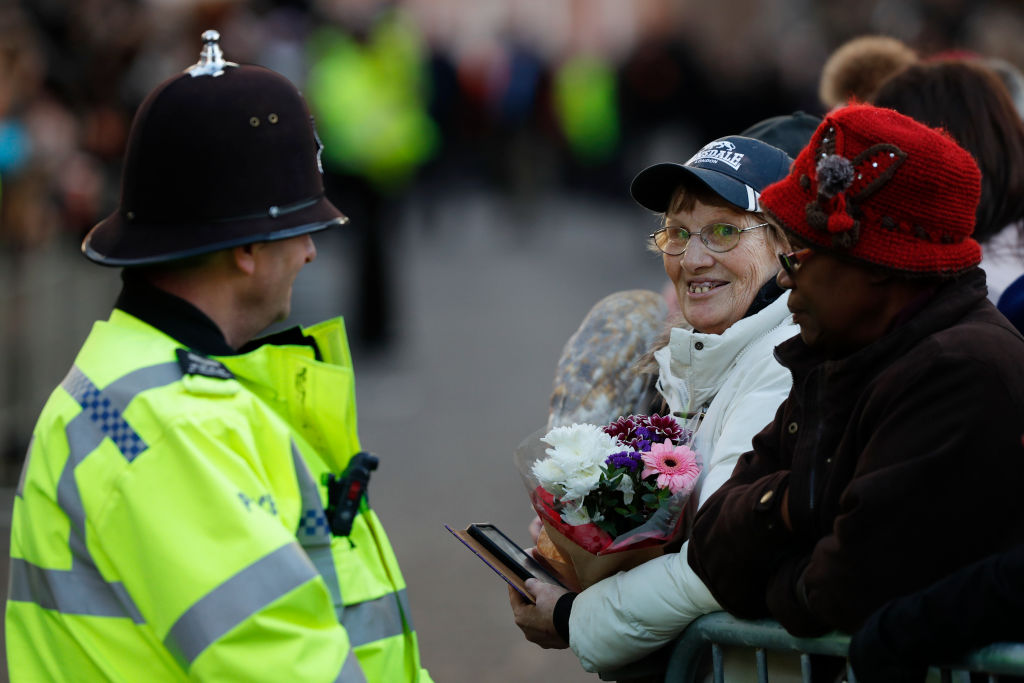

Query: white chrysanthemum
[561,464,602,501]
[540,423,621,500]
[532,458,567,492]
[560,501,597,526]
[542,424,620,464]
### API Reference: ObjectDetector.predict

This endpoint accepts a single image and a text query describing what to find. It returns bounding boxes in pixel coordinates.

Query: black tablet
[465,523,565,587]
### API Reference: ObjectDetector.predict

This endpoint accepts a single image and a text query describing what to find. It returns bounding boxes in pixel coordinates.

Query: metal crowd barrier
[599,611,1024,683]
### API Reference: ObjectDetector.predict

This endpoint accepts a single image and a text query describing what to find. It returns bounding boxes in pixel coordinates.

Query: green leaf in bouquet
[593,517,618,536]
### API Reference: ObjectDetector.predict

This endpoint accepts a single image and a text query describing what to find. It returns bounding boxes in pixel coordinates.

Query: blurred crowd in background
[4,0,1023,250]
[1,0,1023,479]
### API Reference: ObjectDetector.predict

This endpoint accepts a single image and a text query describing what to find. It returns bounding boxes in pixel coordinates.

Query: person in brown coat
[687,104,1024,638]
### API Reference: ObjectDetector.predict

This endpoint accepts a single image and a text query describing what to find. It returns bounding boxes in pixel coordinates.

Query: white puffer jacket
[568,293,798,673]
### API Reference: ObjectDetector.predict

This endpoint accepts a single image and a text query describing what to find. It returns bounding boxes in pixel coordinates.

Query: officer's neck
[119,264,269,354]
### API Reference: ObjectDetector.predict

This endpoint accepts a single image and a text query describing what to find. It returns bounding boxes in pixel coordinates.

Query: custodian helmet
[83,31,347,266]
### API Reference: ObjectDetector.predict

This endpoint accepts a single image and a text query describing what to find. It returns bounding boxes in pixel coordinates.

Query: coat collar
[654,292,795,414]
[115,271,235,356]
[775,267,990,381]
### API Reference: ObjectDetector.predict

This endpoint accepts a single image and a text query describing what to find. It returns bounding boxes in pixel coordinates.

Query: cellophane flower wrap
[514,414,702,589]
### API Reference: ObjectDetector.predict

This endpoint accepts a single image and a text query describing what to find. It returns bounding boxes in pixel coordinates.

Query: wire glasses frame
[649,223,770,256]
[778,247,814,277]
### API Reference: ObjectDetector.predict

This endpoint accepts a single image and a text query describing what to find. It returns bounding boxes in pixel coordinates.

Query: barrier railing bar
[711,642,723,683]
[800,653,811,683]
[658,613,1024,682]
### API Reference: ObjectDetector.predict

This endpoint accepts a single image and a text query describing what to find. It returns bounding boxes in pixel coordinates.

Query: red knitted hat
[760,103,982,276]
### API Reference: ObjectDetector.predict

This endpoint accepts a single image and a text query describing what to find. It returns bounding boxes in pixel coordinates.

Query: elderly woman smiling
[509,134,803,674]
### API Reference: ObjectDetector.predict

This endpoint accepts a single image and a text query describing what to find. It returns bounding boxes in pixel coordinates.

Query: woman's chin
[682,303,735,335]
[683,315,729,335]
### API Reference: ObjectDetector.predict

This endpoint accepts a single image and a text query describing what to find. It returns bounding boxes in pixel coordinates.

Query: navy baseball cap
[740,111,821,159]
[630,135,793,214]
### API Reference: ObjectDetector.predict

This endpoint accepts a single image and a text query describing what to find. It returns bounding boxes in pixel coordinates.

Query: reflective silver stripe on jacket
[15,435,33,498]
[291,440,344,621]
[338,649,368,683]
[61,365,164,462]
[14,362,185,623]
[58,363,182,560]
[290,443,413,648]
[8,558,144,623]
[344,589,412,647]
[164,542,320,668]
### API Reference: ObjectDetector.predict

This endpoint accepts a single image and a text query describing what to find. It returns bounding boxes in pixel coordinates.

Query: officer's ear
[232,243,260,276]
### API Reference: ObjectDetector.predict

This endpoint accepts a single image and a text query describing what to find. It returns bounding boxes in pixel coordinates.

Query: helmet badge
[186,30,238,78]
[312,121,325,174]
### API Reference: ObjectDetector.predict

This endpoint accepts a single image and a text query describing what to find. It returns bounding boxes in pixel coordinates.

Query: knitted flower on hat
[802,122,908,249]
[761,104,982,276]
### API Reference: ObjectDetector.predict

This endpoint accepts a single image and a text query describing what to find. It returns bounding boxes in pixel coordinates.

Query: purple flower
[618,435,652,452]
[605,451,642,472]
[605,414,688,451]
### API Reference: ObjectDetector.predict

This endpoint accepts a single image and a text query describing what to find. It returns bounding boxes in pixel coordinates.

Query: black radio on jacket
[323,452,379,537]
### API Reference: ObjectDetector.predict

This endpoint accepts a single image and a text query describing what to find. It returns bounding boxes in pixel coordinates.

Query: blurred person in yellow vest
[5,31,432,682]
[553,54,620,167]
[305,6,437,351]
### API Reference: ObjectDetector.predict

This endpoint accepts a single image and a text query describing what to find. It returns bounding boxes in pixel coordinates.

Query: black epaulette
[176,348,234,379]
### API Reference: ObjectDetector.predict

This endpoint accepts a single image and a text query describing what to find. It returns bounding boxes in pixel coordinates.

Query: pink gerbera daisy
[641,440,700,495]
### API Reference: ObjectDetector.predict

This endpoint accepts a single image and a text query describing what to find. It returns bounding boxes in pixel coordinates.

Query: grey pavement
[0,186,667,682]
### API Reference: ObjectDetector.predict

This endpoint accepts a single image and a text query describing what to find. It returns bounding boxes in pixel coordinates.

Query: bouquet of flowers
[515,413,702,590]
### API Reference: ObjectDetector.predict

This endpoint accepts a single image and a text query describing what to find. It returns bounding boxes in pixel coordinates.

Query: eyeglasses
[649,223,769,256]
[777,248,814,277]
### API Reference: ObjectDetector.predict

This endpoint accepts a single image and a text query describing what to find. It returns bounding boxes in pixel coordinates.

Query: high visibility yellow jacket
[6,310,431,682]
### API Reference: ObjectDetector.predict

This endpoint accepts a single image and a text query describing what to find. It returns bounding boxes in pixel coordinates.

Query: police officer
[6,32,431,682]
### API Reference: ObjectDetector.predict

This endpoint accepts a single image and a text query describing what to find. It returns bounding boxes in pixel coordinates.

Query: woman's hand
[528,515,543,544]
[508,579,571,649]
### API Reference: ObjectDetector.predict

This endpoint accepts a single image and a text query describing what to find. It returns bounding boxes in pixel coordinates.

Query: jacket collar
[115,271,235,356]
[775,267,989,380]
[655,291,795,414]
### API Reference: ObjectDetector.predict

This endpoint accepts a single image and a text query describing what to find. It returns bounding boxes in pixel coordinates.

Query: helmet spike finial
[186,30,238,78]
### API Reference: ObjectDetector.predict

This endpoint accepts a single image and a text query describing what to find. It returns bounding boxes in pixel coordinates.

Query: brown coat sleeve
[781,354,1024,635]
[687,399,807,620]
